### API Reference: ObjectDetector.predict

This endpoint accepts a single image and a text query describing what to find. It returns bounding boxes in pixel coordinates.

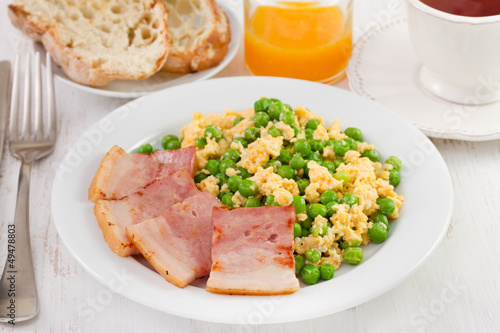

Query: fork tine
[21,53,31,140]
[33,52,43,140]
[9,54,20,140]
[46,53,56,140]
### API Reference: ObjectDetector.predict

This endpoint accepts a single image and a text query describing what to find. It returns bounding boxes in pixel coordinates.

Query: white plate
[36,1,242,98]
[51,76,453,324]
[347,16,500,141]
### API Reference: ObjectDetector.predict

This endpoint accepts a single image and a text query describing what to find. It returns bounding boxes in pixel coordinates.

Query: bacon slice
[88,145,196,202]
[94,169,199,256]
[206,206,300,295]
[126,191,224,288]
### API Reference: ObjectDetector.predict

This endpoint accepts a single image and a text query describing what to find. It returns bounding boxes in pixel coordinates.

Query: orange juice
[244,1,353,83]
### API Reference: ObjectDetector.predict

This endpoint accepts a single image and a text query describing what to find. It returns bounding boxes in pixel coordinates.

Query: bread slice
[160,0,231,74]
[8,0,171,87]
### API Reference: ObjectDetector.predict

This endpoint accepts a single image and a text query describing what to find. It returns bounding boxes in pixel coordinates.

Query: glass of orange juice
[244,0,353,84]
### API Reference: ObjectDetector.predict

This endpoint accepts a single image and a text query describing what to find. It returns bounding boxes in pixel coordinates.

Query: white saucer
[347,16,500,141]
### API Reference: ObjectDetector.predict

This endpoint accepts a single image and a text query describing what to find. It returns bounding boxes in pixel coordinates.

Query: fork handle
[0,162,38,323]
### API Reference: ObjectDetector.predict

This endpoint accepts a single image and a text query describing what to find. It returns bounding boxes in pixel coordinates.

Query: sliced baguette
[161,0,231,73]
[8,0,171,87]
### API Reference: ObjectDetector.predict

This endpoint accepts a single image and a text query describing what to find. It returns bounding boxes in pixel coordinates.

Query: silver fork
[0,52,56,323]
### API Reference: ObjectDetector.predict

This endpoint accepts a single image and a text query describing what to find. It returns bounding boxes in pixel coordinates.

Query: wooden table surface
[1,0,499,332]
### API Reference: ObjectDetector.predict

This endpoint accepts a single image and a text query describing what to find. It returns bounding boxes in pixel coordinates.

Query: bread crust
[8,0,171,87]
[8,5,46,42]
[161,0,231,73]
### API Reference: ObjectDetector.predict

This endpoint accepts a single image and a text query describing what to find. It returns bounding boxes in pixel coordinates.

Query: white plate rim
[48,1,242,99]
[51,76,454,324]
[346,16,500,142]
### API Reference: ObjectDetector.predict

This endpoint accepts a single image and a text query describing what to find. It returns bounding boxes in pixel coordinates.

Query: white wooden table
[1,0,499,332]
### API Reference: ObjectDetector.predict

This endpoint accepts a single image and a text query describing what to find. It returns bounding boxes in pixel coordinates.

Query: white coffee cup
[407,0,500,105]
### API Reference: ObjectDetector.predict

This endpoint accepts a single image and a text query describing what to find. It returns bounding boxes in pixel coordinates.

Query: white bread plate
[33,0,241,98]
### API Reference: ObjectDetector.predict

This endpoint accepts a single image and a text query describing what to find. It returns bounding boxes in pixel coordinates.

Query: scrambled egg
[180,102,404,271]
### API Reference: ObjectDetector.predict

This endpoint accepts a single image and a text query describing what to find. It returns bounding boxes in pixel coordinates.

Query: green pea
[325,139,335,146]
[268,101,285,120]
[161,135,179,150]
[268,126,283,138]
[232,137,248,148]
[264,159,282,172]
[333,170,350,185]
[277,149,292,164]
[304,128,314,140]
[238,167,252,179]
[377,198,396,215]
[233,116,245,126]
[291,196,307,213]
[238,179,258,197]
[303,162,311,178]
[369,222,388,243]
[277,165,295,179]
[300,265,320,285]
[321,160,335,172]
[253,112,270,128]
[195,137,207,149]
[214,173,228,186]
[344,137,358,150]
[320,190,338,204]
[227,175,243,192]
[194,172,208,183]
[325,201,337,217]
[291,125,300,137]
[312,225,328,237]
[138,143,153,154]
[307,152,323,163]
[340,193,359,207]
[293,223,302,238]
[205,159,220,175]
[389,170,401,186]
[373,213,389,229]
[343,247,363,265]
[245,196,262,208]
[244,127,260,142]
[164,140,181,151]
[361,149,379,162]
[301,228,311,237]
[295,255,305,273]
[162,134,179,143]
[280,111,296,126]
[204,127,223,142]
[223,148,241,163]
[333,158,345,169]
[300,217,313,230]
[290,154,306,170]
[308,203,328,219]
[283,103,293,112]
[306,119,320,131]
[221,193,234,207]
[294,139,311,157]
[305,249,321,263]
[385,156,402,171]
[254,98,271,113]
[296,178,310,195]
[344,127,363,141]
[339,238,361,249]
[334,140,350,157]
[264,195,276,206]
[310,140,324,153]
[319,263,335,280]
[219,159,236,175]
